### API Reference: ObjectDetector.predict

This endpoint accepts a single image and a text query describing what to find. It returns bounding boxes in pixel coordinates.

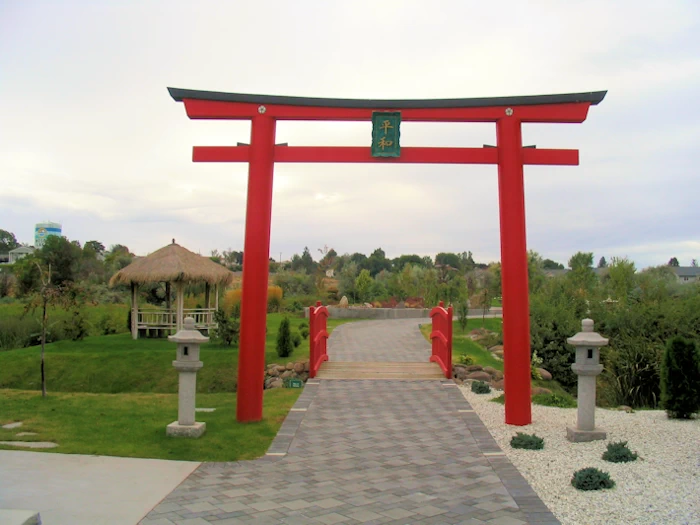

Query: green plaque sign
[287,379,303,389]
[371,112,401,157]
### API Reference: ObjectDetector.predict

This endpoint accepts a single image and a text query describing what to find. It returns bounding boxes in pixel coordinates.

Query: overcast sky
[1,0,699,268]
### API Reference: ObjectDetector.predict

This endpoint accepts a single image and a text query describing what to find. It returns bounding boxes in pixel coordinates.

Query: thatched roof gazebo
[110,240,234,339]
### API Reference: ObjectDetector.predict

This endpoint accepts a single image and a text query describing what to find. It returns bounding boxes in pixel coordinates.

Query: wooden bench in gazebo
[109,240,234,339]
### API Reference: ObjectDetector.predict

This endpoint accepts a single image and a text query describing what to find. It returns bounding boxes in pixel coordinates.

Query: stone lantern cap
[567,319,608,347]
[168,317,210,344]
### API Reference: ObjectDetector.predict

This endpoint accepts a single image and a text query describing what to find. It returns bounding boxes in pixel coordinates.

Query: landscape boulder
[264,360,313,389]
[531,387,553,396]
[453,366,470,381]
[537,368,552,381]
[466,371,492,382]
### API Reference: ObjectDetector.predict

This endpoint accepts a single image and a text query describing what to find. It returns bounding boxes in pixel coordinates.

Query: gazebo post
[166,281,172,332]
[215,284,219,312]
[176,282,185,332]
[205,283,211,324]
[130,282,139,340]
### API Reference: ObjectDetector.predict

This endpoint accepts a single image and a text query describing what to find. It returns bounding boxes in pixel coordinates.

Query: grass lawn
[0,314,353,393]
[0,388,300,461]
[420,318,504,370]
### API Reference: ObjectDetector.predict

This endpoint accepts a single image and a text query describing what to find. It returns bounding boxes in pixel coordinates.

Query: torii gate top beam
[168,88,606,123]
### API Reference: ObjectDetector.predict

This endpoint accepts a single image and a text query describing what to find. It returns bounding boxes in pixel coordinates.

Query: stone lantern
[167,317,208,438]
[566,319,608,442]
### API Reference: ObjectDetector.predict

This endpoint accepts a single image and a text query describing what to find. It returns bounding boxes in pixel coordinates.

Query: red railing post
[309,303,317,374]
[309,301,329,378]
[446,304,453,374]
[429,301,452,379]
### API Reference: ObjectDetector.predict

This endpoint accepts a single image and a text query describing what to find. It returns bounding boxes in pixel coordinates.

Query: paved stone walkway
[328,319,431,362]
[140,320,558,525]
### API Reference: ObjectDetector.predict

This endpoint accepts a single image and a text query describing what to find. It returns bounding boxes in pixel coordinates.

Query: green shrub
[97,313,118,335]
[62,309,89,341]
[276,317,294,358]
[529,289,583,392]
[459,353,475,365]
[212,308,240,346]
[292,331,302,348]
[571,467,615,491]
[661,336,700,419]
[458,301,469,332]
[602,340,662,409]
[602,441,638,463]
[510,432,544,450]
[0,316,39,351]
[299,327,309,339]
[471,381,491,394]
[267,294,281,313]
[287,300,303,313]
[532,392,576,408]
[531,350,543,380]
[230,303,241,320]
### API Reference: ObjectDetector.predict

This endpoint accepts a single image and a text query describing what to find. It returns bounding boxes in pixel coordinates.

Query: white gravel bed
[459,386,700,525]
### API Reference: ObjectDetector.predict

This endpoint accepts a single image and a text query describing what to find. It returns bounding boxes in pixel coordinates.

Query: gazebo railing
[183,308,216,327]
[137,309,176,330]
[137,308,217,331]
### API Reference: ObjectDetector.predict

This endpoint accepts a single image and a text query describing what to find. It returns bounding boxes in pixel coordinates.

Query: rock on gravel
[459,386,700,525]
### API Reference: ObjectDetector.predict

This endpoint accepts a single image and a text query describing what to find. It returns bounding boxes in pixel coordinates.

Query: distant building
[671,266,700,284]
[9,246,35,263]
[35,221,62,248]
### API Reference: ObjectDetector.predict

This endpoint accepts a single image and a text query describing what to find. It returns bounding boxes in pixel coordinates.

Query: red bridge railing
[309,301,329,378]
[430,301,453,378]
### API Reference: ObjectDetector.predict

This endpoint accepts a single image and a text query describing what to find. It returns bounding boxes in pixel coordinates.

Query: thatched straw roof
[109,241,235,287]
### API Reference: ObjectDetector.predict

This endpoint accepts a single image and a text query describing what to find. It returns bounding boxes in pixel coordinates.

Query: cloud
[1,0,699,267]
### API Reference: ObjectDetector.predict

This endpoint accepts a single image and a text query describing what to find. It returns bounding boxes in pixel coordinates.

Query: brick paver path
[140,320,558,525]
[328,319,430,362]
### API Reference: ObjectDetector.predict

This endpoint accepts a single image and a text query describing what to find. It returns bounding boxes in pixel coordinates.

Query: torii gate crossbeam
[169,88,606,426]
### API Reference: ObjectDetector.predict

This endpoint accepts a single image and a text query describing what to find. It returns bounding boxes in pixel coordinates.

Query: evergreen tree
[661,337,700,419]
[276,317,294,358]
[355,269,373,303]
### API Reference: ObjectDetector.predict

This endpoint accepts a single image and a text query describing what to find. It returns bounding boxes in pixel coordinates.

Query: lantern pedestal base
[566,426,606,443]
[166,421,206,438]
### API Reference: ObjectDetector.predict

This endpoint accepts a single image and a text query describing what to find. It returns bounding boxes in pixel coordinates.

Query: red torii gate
[168,87,606,426]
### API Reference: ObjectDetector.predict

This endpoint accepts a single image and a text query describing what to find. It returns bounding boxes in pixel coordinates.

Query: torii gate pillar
[238,115,276,421]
